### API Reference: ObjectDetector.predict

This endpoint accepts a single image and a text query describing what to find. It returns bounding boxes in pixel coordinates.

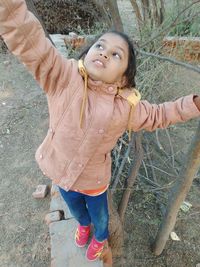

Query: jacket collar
[87,78,118,96]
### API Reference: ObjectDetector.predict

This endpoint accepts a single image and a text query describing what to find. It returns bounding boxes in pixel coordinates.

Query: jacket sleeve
[0,0,72,94]
[131,94,200,132]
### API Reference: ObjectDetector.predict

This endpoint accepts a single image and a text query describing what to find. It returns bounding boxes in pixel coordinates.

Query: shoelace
[75,228,81,241]
[93,242,105,258]
[75,227,89,241]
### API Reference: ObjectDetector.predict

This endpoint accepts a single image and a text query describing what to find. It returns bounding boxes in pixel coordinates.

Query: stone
[50,184,73,219]
[3,60,10,66]
[32,184,48,199]
[45,211,62,225]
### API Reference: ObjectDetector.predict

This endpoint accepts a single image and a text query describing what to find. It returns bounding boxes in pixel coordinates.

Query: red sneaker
[86,237,106,261]
[75,225,90,247]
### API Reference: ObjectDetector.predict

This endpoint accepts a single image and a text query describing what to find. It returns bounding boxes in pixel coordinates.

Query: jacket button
[78,163,83,168]
[39,154,43,159]
[108,86,114,92]
[49,128,53,133]
[98,129,104,134]
[97,180,101,184]
[43,172,46,175]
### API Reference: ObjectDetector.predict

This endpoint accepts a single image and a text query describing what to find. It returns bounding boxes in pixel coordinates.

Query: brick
[3,60,10,66]
[162,36,200,63]
[51,184,60,197]
[32,184,48,199]
[45,211,62,225]
[50,184,73,219]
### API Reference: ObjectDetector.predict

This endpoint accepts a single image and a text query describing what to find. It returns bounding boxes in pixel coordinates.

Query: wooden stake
[152,121,200,255]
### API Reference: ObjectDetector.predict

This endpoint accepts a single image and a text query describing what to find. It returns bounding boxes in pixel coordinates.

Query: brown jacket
[0,0,199,191]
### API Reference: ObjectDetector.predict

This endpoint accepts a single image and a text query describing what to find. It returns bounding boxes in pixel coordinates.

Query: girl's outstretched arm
[130,94,200,132]
[194,96,200,111]
[0,0,72,94]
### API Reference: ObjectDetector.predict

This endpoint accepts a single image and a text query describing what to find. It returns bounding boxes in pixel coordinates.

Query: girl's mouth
[93,59,105,68]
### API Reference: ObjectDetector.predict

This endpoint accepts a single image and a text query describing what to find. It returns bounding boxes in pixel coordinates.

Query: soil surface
[0,52,51,267]
[1,1,200,267]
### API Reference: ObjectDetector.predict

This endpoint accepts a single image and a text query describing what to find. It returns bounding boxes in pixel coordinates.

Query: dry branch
[137,49,200,74]
[118,132,144,222]
[112,134,134,191]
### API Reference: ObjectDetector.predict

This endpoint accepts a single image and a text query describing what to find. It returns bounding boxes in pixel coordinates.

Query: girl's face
[84,33,129,85]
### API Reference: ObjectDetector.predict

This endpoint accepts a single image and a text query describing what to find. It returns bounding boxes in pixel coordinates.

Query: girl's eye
[95,43,103,49]
[113,52,121,59]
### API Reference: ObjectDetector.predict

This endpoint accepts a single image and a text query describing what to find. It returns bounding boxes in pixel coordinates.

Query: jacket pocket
[80,153,108,181]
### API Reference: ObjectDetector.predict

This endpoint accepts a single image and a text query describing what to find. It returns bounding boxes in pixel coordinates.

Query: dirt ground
[1,1,200,267]
[1,52,200,267]
[0,52,51,267]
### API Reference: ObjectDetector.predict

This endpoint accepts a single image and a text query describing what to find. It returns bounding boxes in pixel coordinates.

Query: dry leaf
[170,231,181,241]
[180,201,192,212]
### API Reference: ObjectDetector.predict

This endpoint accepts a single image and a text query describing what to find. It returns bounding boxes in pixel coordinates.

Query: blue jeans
[59,188,109,242]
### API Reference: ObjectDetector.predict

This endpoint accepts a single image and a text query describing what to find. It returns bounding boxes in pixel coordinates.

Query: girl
[0,0,200,262]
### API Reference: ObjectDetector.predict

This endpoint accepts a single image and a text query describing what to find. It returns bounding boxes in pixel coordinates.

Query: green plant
[169,17,200,37]
[167,1,200,37]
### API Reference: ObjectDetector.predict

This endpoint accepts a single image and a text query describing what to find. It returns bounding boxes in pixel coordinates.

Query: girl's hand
[194,96,200,111]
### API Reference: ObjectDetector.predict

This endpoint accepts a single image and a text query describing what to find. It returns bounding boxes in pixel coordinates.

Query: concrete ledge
[50,219,103,267]
[49,184,103,267]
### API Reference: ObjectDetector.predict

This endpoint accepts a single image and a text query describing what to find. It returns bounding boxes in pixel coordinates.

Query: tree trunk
[107,190,124,266]
[106,0,124,32]
[159,0,165,24]
[151,0,159,26]
[141,0,150,21]
[91,0,111,25]
[129,0,143,32]
[25,0,54,45]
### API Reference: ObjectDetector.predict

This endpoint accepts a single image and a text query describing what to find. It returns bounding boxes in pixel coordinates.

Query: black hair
[78,30,136,88]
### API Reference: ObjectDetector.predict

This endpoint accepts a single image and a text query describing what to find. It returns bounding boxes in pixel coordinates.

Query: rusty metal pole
[152,121,200,256]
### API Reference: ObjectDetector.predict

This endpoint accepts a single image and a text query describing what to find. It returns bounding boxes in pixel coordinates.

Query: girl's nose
[100,52,109,59]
